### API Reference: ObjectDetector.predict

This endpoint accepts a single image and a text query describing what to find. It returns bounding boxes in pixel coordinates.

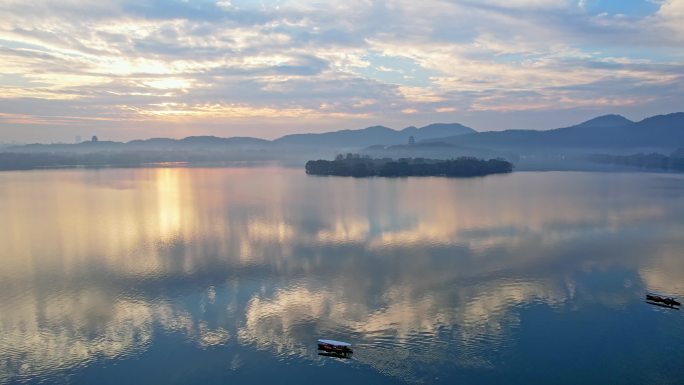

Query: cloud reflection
[1,168,684,382]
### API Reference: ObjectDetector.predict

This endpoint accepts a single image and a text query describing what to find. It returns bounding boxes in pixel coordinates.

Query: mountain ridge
[273,122,476,147]
[4,113,684,152]
[425,112,684,149]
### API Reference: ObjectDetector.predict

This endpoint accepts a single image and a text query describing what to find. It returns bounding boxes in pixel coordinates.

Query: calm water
[1,167,684,384]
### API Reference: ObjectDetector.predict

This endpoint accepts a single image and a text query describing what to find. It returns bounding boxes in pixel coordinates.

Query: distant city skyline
[1,0,683,142]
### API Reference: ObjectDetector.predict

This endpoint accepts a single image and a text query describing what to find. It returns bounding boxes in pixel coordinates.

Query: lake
[1,167,683,384]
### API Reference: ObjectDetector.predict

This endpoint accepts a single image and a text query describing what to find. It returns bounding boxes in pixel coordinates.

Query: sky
[0,0,683,142]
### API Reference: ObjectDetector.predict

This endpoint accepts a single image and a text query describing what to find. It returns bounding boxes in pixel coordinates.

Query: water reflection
[1,168,684,383]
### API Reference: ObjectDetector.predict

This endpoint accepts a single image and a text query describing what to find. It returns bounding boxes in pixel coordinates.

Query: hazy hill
[274,123,475,147]
[401,123,475,140]
[7,124,474,153]
[127,136,271,149]
[426,113,684,150]
[4,113,684,166]
[18,140,125,152]
[12,136,272,153]
[575,114,633,128]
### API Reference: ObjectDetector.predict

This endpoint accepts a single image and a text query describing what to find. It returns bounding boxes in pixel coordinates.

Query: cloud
[473,0,574,9]
[654,0,684,35]
[0,0,682,141]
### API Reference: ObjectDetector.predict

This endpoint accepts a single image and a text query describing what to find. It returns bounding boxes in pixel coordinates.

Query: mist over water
[1,167,684,384]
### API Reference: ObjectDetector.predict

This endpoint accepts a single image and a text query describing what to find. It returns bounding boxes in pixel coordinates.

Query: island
[305,154,513,177]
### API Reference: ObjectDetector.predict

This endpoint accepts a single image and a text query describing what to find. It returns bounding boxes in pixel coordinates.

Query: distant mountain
[127,136,271,148]
[11,136,272,153]
[18,140,125,152]
[575,114,633,128]
[400,123,475,140]
[274,123,475,147]
[620,113,684,147]
[180,136,270,146]
[274,125,396,147]
[127,138,177,147]
[426,113,684,149]
[5,113,684,157]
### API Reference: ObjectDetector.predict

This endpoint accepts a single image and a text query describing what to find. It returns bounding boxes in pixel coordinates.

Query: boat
[318,352,353,359]
[646,293,681,308]
[317,339,353,354]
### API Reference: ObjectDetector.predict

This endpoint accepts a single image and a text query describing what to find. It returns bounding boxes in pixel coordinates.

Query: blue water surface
[0,167,683,384]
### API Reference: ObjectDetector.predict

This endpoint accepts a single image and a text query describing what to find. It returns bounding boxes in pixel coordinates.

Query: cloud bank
[0,0,682,141]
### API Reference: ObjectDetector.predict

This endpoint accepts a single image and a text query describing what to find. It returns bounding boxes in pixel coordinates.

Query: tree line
[0,150,272,171]
[590,150,684,171]
[305,154,513,177]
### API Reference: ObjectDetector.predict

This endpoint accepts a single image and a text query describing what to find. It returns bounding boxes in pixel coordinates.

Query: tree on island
[305,155,513,177]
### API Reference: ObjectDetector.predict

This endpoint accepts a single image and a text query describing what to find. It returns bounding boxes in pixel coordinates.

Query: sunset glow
[1,0,682,142]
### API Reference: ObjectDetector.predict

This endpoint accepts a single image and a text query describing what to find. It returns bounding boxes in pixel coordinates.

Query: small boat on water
[317,339,353,354]
[318,351,353,359]
[646,293,681,308]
